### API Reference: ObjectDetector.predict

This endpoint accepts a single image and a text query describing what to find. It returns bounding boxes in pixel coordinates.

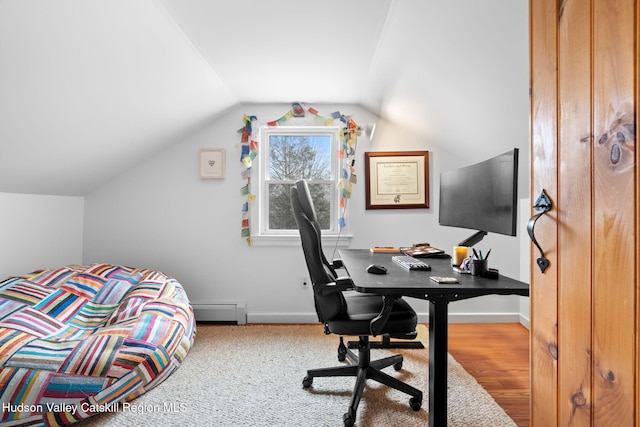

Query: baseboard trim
[519,313,530,330]
[247,312,528,326]
[192,302,247,325]
[247,313,320,324]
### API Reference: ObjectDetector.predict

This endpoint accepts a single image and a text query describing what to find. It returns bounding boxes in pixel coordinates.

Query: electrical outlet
[300,276,309,288]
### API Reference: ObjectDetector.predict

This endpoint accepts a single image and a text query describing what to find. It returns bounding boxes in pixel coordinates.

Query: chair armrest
[334,276,353,288]
[335,275,354,291]
[369,295,400,336]
[315,276,354,295]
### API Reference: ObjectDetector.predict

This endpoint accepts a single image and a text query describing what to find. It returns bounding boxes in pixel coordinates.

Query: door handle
[527,190,552,273]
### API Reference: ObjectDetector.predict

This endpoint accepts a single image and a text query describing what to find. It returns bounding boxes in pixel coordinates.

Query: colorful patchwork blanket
[0,263,196,426]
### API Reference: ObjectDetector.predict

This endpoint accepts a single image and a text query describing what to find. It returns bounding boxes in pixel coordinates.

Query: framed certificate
[364,151,429,209]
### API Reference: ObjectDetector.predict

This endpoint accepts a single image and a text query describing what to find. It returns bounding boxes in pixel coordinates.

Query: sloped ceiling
[160,0,393,103]
[0,0,527,196]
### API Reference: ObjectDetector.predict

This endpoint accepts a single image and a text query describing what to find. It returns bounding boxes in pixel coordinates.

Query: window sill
[249,234,353,247]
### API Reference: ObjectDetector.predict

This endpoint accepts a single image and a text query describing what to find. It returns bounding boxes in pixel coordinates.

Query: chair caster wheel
[394,361,403,371]
[409,397,422,411]
[302,376,313,388]
[343,412,355,427]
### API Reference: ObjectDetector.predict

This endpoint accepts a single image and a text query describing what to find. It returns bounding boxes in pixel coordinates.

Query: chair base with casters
[303,335,423,427]
[301,295,423,427]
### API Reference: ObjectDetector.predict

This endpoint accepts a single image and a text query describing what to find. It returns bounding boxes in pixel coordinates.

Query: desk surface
[338,249,529,301]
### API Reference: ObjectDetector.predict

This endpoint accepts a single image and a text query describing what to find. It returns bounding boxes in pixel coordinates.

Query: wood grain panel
[532,0,638,424]
[529,1,559,425]
[592,0,636,424]
[557,1,593,425]
[637,3,640,424]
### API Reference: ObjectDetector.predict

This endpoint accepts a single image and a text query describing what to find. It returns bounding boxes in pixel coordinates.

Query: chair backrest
[294,179,319,222]
[291,181,347,322]
[292,180,337,277]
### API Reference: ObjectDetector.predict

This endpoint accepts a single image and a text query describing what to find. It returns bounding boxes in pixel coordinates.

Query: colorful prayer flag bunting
[238,104,364,242]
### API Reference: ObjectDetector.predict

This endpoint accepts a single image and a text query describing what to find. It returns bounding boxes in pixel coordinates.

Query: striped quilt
[0,263,196,426]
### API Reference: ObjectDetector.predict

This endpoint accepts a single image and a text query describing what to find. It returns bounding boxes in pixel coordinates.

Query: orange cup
[452,246,468,267]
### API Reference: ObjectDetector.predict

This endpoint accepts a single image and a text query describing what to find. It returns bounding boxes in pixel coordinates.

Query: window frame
[255,125,342,238]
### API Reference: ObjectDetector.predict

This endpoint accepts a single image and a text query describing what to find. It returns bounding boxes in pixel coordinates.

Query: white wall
[83,102,529,323]
[0,192,84,279]
[1,0,530,323]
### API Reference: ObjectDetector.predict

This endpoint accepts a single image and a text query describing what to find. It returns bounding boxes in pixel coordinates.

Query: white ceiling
[0,0,528,196]
[161,0,393,104]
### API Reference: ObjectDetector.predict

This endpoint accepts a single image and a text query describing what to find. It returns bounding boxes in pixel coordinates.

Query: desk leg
[429,300,448,427]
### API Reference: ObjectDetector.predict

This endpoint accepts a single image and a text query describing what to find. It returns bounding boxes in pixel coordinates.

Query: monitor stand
[458,230,487,247]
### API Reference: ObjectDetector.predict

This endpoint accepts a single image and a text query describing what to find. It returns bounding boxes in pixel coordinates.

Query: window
[256,126,341,237]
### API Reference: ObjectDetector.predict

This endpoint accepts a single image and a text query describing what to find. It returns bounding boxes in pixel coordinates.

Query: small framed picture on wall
[199,148,225,179]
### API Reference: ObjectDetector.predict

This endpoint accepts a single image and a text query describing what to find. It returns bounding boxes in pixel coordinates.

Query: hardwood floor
[447,323,530,427]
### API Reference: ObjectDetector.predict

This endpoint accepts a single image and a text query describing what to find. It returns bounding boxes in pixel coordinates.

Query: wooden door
[529,0,637,425]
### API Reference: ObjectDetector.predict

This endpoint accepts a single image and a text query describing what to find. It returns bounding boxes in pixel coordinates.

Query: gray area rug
[80,324,515,426]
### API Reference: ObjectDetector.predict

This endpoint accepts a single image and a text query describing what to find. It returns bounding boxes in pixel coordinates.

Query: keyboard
[392,255,431,271]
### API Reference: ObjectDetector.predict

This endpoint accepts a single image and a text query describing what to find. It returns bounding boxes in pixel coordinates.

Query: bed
[0,263,196,426]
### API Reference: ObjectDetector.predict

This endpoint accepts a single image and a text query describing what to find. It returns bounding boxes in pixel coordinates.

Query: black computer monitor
[438,148,519,246]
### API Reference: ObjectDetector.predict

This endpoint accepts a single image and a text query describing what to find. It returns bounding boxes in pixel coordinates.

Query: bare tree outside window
[267,134,333,230]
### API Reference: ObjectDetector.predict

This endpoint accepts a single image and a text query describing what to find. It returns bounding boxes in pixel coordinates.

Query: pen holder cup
[471,259,488,276]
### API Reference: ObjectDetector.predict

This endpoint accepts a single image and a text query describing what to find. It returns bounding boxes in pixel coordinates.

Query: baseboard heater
[191,302,246,325]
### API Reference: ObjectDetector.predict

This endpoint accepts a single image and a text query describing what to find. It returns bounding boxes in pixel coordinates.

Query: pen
[472,248,479,259]
[485,249,491,260]
[479,250,483,260]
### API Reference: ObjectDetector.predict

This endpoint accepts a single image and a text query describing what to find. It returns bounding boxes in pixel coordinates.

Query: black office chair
[291,180,422,427]
[290,179,423,358]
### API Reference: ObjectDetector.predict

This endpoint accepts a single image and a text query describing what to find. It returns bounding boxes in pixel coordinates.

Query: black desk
[338,249,529,427]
